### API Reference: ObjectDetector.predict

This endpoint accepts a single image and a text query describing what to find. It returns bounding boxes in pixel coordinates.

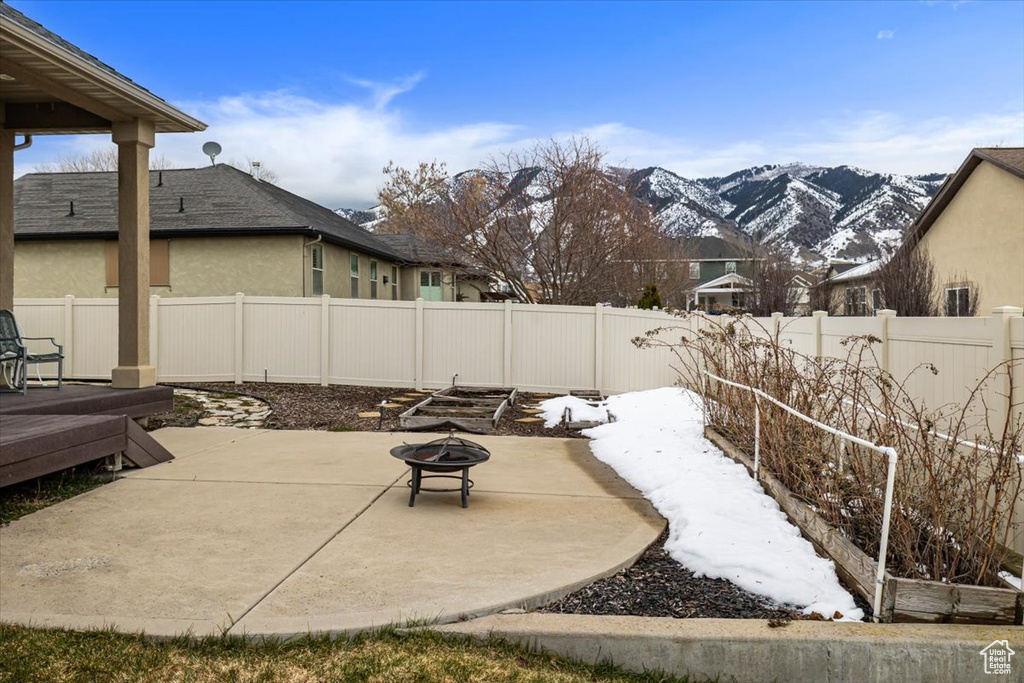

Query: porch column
[111,119,155,388]
[0,126,14,311]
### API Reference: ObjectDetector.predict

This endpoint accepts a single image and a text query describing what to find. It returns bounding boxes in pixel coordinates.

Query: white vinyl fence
[12,295,679,393]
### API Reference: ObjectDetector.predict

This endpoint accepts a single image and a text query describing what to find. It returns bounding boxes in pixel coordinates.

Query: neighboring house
[903,147,1024,315]
[819,259,883,316]
[374,234,490,302]
[692,272,752,312]
[13,166,417,300]
[676,237,760,311]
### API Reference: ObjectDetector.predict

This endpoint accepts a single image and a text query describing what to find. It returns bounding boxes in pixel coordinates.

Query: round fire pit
[390,434,490,508]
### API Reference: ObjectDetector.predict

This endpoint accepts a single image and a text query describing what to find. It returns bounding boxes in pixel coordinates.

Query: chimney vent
[178,197,185,213]
[66,200,75,217]
[157,171,163,187]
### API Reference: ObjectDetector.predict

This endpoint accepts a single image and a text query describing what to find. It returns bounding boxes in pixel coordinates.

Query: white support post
[876,309,895,378]
[812,310,828,360]
[62,295,74,378]
[770,311,782,344]
[753,399,761,481]
[149,295,160,381]
[503,299,513,387]
[594,303,604,393]
[233,292,244,384]
[415,297,424,391]
[320,294,330,387]
[873,449,899,623]
[990,306,1023,433]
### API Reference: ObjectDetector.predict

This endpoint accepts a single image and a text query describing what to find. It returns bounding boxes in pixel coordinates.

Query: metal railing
[701,369,898,623]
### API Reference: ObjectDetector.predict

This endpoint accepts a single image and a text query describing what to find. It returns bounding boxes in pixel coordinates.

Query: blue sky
[10,0,1024,207]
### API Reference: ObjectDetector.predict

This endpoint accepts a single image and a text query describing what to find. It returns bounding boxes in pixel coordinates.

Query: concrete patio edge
[429,613,1021,683]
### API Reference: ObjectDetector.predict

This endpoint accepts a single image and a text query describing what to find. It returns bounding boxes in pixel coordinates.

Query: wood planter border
[704,427,1023,625]
[399,386,518,432]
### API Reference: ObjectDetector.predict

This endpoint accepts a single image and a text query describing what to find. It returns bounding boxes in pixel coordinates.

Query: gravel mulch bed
[539,531,801,620]
[156,382,585,438]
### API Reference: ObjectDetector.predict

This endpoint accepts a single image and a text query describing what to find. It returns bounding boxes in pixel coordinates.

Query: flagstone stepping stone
[514,417,544,423]
[520,408,545,415]
[358,411,382,419]
[380,403,402,409]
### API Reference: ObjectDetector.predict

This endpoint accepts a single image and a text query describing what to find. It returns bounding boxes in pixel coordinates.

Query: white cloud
[14,89,1023,207]
[877,29,895,40]
[345,72,425,110]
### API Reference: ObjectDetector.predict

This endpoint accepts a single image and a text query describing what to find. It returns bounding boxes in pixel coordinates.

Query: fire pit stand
[390,433,491,508]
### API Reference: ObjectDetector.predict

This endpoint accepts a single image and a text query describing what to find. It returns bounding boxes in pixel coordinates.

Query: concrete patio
[0,428,664,639]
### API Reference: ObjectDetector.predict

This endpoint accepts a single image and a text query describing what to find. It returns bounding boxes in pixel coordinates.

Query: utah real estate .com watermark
[980,640,1015,676]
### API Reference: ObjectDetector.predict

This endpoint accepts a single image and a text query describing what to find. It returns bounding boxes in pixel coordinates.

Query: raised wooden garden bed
[561,391,611,429]
[705,427,1024,625]
[399,386,518,433]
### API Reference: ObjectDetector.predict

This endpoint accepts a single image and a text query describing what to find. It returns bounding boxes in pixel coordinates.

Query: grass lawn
[0,625,698,683]
[0,467,110,525]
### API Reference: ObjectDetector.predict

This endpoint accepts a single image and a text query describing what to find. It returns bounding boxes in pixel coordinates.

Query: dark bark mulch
[156,382,584,438]
[539,531,800,620]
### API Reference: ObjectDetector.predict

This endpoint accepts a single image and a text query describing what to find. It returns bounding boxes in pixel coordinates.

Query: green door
[419,271,443,301]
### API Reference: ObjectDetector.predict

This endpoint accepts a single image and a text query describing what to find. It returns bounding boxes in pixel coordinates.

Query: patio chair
[0,309,64,395]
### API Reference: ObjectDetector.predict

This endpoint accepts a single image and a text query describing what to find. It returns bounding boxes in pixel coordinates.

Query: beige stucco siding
[318,242,401,300]
[918,160,1024,313]
[14,235,305,298]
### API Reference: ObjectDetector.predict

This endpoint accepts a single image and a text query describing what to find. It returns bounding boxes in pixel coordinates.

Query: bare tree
[808,272,838,315]
[35,148,176,172]
[378,138,665,305]
[745,244,800,316]
[227,157,279,184]
[873,242,939,316]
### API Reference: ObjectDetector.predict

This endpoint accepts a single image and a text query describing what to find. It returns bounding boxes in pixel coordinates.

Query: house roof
[374,233,459,266]
[13,165,404,261]
[695,272,753,291]
[829,259,882,284]
[904,147,1024,246]
[0,3,206,134]
[674,236,755,261]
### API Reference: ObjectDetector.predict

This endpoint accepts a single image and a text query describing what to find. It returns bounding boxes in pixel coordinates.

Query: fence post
[753,399,761,481]
[770,311,782,343]
[990,306,1023,434]
[415,297,424,391]
[594,303,604,393]
[149,295,160,381]
[812,310,828,359]
[63,295,75,378]
[234,292,244,384]
[503,299,513,387]
[320,294,330,387]
[876,309,895,377]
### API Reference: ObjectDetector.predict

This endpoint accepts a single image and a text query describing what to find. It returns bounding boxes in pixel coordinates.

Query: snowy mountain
[337,162,947,264]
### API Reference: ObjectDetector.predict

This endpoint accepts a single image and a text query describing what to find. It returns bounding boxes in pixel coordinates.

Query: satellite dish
[202,141,222,166]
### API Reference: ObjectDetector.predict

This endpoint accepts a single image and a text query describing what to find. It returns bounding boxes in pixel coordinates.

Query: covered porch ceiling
[0,3,205,135]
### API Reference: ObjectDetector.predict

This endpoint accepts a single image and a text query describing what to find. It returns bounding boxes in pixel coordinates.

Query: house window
[845,286,867,316]
[369,260,378,300]
[105,239,170,288]
[350,254,359,298]
[871,289,882,312]
[945,286,972,317]
[725,261,737,274]
[391,266,399,300]
[311,244,324,296]
[689,262,700,280]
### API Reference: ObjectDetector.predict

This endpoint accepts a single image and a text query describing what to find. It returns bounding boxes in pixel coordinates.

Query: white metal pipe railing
[701,369,899,623]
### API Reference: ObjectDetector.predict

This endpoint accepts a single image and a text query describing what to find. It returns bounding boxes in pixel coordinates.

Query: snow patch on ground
[998,571,1022,589]
[540,387,864,620]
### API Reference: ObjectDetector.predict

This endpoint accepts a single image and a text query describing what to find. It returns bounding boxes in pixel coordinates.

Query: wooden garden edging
[705,427,1024,625]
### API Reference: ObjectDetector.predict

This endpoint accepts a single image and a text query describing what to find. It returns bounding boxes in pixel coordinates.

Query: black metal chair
[0,309,64,394]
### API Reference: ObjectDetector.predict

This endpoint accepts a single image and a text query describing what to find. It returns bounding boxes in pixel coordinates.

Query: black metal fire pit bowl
[390,433,491,508]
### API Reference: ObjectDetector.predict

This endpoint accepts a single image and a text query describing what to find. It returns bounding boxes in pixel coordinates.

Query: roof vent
[66,201,75,217]
[178,197,185,213]
[157,171,163,187]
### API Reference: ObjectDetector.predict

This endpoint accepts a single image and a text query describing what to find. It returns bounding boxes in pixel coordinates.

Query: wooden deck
[0,384,174,488]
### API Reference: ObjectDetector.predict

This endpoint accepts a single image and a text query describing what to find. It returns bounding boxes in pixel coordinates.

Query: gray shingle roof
[13,165,404,261]
[374,233,460,266]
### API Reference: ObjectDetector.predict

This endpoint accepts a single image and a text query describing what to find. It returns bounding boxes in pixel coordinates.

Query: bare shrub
[637,314,1023,590]
[874,243,939,316]
[745,247,799,317]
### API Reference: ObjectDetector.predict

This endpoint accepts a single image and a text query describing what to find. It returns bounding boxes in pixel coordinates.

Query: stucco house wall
[917,160,1024,313]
